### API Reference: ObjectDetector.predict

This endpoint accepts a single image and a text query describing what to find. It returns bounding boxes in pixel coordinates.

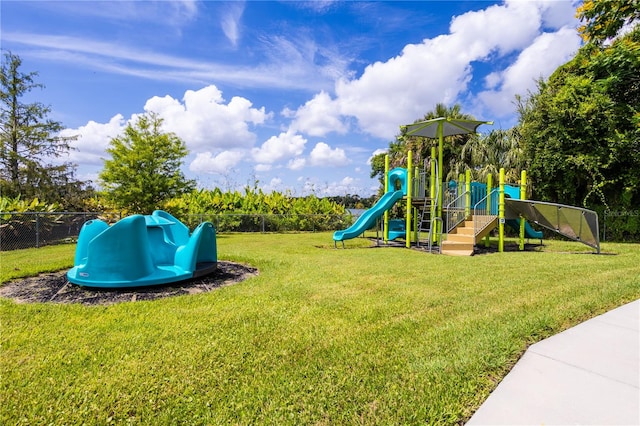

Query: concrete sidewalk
[467,299,640,425]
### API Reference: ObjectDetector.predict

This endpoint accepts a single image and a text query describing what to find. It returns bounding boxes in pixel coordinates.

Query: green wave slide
[333,190,404,242]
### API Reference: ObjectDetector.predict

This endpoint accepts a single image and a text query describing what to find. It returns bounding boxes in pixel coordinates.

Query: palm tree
[456,126,525,183]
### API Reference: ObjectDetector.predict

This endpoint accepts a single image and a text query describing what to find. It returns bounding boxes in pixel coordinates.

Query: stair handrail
[431,216,443,253]
[413,170,427,199]
[432,159,440,219]
[473,188,500,236]
[445,190,469,234]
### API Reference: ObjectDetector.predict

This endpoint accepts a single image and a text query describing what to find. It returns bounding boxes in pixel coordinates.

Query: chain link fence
[0,212,353,251]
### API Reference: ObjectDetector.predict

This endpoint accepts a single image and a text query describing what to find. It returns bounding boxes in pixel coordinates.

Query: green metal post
[437,127,443,235]
[519,170,527,251]
[485,173,492,247]
[499,168,505,253]
[414,166,419,243]
[384,155,389,243]
[406,150,412,248]
[430,146,437,244]
[465,169,471,219]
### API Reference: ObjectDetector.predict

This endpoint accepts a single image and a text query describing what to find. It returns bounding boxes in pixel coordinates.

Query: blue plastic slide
[506,218,543,239]
[333,190,404,242]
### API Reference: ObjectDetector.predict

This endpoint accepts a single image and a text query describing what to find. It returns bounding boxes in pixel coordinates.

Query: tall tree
[99,113,196,213]
[457,127,524,183]
[0,51,79,202]
[518,26,639,211]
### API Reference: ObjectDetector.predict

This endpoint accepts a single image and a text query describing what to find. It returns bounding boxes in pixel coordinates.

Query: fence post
[35,213,40,248]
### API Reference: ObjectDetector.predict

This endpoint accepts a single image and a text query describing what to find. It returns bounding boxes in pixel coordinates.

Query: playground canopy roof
[400,117,493,219]
[402,117,493,139]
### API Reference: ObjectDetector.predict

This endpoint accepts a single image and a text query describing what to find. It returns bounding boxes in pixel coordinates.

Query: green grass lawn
[1,233,639,424]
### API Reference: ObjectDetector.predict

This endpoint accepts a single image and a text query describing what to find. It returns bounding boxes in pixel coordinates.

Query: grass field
[1,233,639,424]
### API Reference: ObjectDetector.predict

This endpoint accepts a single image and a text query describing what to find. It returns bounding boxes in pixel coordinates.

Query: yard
[1,232,639,424]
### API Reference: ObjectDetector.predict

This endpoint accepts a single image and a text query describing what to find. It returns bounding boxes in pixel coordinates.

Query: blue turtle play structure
[67,210,217,288]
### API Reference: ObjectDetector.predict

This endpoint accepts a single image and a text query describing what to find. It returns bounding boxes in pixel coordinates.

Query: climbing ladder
[415,160,441,252]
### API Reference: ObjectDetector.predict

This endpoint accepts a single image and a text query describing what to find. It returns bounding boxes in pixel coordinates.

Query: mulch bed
[0,261,258,306]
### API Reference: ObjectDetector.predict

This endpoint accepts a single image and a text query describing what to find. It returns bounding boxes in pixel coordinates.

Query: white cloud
[304,176,361,196]
[335,39,464,140]
[449,1,542,56]
[484,72,502,90]
[261,177,283,193]
[55,86,271,182]
[252,131,307,164]
[309,142,349,167]
[477,27,581,116]
[221,2,244,47]
[287,157,306,171]
[144,85,270,151]
[189,150,244,174]
[536,0,581,30]
[254,164,272,172]
[332,0,580,139]
[19,1,199,25]
[289,91,347,137]
[367,148,388,165]
[59,114,126,164]
[259,32,353,86]
[7,29,347,91]
[295,0,339,13]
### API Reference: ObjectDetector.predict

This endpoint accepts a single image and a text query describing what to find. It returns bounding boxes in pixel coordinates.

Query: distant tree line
[325,194,377,209]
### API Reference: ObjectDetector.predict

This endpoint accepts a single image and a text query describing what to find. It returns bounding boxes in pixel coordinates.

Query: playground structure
[67,210,217,288]
[333,117,600,255]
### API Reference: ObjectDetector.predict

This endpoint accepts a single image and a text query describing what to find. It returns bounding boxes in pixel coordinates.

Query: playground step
[446,233,475,243]
[441,240,474,256]
[454,223,475,235]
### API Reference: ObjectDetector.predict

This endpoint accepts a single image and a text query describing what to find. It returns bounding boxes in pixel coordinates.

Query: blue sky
[2,0,582,196]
